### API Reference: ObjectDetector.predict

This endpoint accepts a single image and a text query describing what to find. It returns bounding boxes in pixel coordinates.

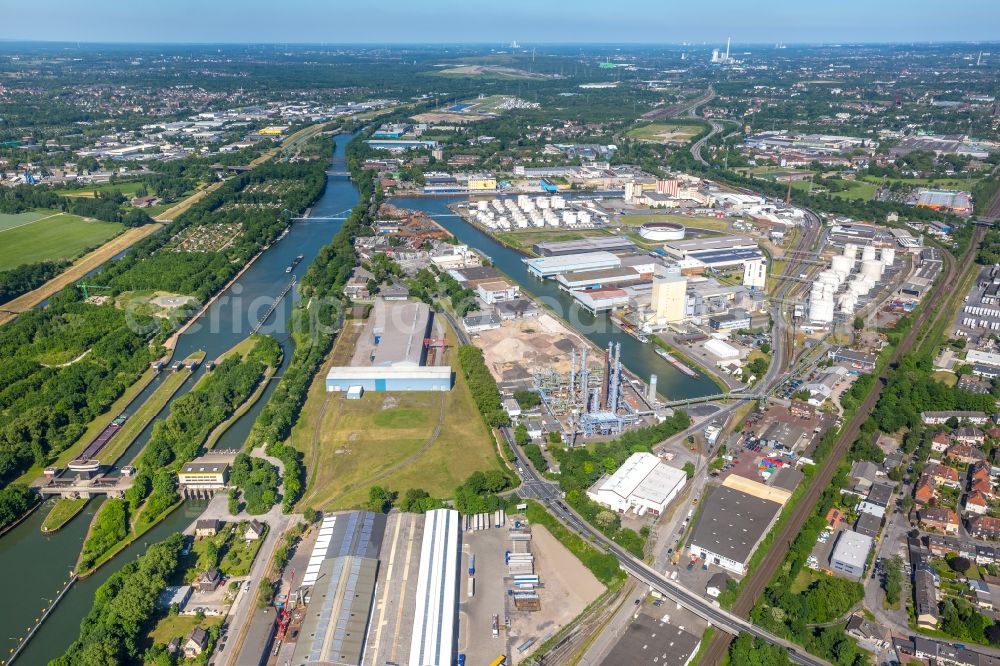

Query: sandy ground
[509,524,603,664]
[476,313,602,383]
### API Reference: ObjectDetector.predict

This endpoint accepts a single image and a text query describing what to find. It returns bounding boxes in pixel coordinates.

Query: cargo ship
[68,414,128,471]
[654,347,698,377]
[285,254,304,273]
[610,316,649,343]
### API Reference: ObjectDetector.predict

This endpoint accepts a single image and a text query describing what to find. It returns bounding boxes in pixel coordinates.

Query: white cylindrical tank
[862,246,877,262]
[831,255,853,274]
[844,243,858,260]
[838,293,857,313]
[861,260,882,280]
[809,297,835,323]
[881,248,895,266]
[818,270,841,287]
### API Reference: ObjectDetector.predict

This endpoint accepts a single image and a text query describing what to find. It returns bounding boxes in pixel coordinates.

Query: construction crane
[275,567,296,643]
[77,283,111,299]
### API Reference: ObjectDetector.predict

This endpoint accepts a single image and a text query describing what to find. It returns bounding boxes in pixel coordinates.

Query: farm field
[0,212,123,270]
[626,121,705,143]
[292,323,500,511]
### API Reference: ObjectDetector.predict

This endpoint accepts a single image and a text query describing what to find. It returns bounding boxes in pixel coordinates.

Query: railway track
[699,226,983,664]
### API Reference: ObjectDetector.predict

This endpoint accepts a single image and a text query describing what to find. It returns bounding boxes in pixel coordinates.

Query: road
[502,426,829,666]
[700,222,985,663]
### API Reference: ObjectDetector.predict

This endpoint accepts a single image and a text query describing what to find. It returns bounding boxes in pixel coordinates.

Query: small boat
[286,254,304,273]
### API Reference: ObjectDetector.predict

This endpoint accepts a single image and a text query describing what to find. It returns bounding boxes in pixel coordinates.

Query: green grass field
[41,498,89,533]
[147,615,221,647]
[59,181,146,198]
[626,122,705,144]
[293,323,501,510]
[616,214,731,233]
[0,210,54,232]
[494,229,609,254]
[0,212,123,270]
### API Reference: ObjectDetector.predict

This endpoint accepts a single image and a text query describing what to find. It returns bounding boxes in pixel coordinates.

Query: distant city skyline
[3,0,1000,45]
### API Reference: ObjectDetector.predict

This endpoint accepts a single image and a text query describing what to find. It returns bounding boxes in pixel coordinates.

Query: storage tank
[809,297,835,323]
[861,259,882,280]
[881,248,895,266]
[861,245,877,262]
[831,255,853,275]
[843,243,858,260]
[838,293,857,313]
[818,270,841,287]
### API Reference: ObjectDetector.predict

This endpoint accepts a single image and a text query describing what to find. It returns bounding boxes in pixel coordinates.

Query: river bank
[389,193,722,401]
[0,131,362,664]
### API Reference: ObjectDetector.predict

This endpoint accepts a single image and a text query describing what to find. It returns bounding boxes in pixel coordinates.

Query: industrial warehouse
[292,509,460,666]
[587,451,688,516]
[325,298,453,392]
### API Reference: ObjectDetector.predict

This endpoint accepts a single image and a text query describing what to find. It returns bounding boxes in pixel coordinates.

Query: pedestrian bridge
[661,392,764,408]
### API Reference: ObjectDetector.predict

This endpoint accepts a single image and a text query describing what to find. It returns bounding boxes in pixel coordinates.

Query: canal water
[1,131,359,664]
[389,195,720,401]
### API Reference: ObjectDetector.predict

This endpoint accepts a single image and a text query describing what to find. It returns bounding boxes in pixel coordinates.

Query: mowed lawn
[293,326,500,510]
[0,212,123,270]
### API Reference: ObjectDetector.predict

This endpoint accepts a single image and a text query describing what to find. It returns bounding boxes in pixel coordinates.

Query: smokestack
[648,374,658,403]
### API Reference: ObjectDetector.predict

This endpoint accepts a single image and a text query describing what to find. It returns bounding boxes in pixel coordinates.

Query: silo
[881,248,895,266]
[844,243,858,260]
[861,260,882,281]
[831,255,853,275]
[862,245,877,262]
[838,293,857,313]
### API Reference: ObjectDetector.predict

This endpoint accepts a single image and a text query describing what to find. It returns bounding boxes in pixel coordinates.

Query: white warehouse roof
[409,508,460,666]
[588,452,687,513]
[704,338,740,359]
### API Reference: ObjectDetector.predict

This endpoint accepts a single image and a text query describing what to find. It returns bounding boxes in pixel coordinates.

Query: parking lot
[459,525,511,666]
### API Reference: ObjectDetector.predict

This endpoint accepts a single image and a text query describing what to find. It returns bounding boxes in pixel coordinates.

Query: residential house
[244,520,265,541]
[969,515,1000,540]
[855,512,882,538]
[920,507,960,534]
[921,411,989,425]
[955,427,986,445]
[195,519,220,538]
[184,628,209,658]
[825,507,844,531]
[845,614,889,652]
[947,443,987,466]
[915,569,940,629]
[914,478,937,506]
[926,534,964,557]
[931,432,951,453]
[706,572,731,599]
[966,491,991,515]
[976,545,1000,565]
[849,460,880,493]
[925,463,961,488]
[198,567,222,593]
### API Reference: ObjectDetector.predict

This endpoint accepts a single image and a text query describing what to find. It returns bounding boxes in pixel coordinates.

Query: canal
[389,195,720,400]
[1,130,358,664]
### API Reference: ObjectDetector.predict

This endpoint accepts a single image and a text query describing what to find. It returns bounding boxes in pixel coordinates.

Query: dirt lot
[509,525,603,664]
[475,313,602,383]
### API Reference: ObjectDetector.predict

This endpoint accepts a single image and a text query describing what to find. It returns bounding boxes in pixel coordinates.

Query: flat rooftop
[688,485,783,565]
[599,611,702,666]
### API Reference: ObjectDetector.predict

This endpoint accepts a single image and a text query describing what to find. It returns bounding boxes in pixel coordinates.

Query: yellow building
[649,274,687,324]
[467,176,497,191]
[258,126,287,136]
[177,456,230,498]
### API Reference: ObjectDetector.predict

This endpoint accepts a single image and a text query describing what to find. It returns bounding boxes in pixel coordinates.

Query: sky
[3,0,1000,45]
